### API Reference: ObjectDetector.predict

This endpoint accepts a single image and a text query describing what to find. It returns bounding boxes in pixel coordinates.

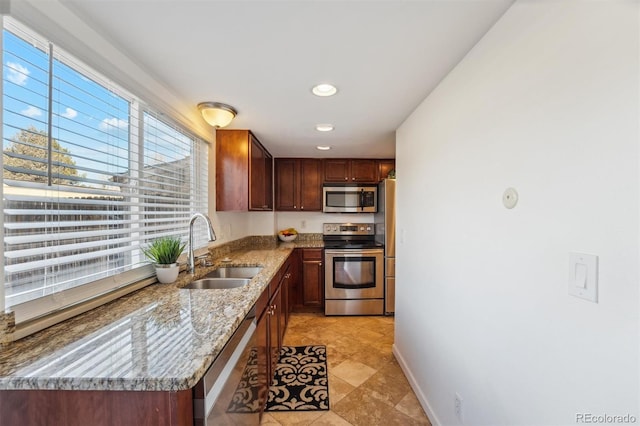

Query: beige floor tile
[330,360,377,388]
[359,368,413,407]
[342,327,385,343]
[309,411,353,425]
[270,314,431,426]
[352,346,395,370]
[332,387,423,426]
[327,373,356,406]
[268,410,325,426]
[395,392,432,425]
[261,412,282,425]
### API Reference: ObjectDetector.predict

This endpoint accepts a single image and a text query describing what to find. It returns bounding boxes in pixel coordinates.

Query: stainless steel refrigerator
[375,179,396,315]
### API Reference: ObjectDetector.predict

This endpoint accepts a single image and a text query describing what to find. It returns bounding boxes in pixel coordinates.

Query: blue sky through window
[3,29,131,188]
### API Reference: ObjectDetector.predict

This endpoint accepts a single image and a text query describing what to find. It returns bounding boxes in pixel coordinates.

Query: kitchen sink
[183,278,251,290]
[204,266,263,279]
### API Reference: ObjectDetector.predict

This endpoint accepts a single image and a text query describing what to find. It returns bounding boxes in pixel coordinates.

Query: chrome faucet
[188,213,216,274]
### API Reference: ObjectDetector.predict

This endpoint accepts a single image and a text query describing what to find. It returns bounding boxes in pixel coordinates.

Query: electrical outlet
[454,392,464,422]
[301,220,306,229]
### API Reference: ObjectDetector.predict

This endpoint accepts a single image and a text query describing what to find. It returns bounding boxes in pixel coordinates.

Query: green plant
[142,236,186,265]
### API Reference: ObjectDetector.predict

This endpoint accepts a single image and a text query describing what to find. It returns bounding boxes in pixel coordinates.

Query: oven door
[325,249,384,299]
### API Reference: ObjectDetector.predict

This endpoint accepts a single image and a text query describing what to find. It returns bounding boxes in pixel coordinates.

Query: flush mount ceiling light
[315,124,334,132]
[197,102,237,128]
[316,145,332,151]
[312,83,337,97]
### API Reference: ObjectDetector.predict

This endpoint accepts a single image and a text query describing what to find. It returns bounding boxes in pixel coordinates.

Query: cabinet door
[288,249,303,311]
[378,159,395,181]
[302,249,324,308]
[216,130,249,211]
[249,135,267,210]
[350,159,377,182]
[274,159,298,211]
[269,287,282,382]
[264,150,273,210]
[299,159,322,211]
[255,310,269,416]
[323,159,350,182]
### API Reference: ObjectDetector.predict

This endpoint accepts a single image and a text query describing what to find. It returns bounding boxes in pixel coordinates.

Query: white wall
[276,211,374,234]
[395,1,639,425]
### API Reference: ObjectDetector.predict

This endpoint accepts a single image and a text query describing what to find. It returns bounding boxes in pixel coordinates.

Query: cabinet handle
[352,177,355,180]
[300,206,304,210]
[344,177,348,181]
[293,205,296,209]
[319,262,322,267]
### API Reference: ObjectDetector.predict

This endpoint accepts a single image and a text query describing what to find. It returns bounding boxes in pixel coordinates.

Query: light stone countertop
[0,241,313,392]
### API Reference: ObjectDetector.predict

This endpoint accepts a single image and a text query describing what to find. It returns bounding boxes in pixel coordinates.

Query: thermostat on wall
[502,187,518,209]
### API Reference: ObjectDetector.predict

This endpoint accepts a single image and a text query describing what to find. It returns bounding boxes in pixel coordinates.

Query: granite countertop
[0,241,305,392]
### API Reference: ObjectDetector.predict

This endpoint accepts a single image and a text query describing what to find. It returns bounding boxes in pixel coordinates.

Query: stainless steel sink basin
[183,278,251,290]
[204,266,263,279]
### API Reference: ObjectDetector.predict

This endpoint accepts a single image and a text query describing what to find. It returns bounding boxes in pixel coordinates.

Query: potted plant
[142,236,186,283]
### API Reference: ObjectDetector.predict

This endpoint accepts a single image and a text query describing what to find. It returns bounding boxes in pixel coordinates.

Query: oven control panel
[323,223,374,235]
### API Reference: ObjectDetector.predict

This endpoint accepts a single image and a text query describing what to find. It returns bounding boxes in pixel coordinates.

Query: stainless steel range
[323,223,384,316]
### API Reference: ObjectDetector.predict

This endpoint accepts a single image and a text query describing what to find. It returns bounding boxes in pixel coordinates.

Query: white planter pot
[155,263,180,284]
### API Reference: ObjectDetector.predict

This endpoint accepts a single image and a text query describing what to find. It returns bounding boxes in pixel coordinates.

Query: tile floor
[261,313,431,426]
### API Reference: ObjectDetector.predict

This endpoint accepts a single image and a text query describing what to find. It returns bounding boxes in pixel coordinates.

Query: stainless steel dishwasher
[193,305,259,425]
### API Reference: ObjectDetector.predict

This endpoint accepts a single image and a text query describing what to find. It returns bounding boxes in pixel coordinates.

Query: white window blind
[2,18,209,323]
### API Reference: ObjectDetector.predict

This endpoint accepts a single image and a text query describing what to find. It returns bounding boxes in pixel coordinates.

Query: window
[2,18,209,324]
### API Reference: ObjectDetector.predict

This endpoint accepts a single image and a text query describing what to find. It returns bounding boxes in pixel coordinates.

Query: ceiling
[62,0,514,158]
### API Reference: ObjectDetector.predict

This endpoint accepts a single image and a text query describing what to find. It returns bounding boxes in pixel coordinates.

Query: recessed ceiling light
[312,83,337,97]
[316,145,331,151]
[315,124,334,132]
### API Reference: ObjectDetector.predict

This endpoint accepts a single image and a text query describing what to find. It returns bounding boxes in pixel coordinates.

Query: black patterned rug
[227,345,329,413]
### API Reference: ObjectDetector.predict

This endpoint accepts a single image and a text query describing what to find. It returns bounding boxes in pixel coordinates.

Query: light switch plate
[568,252,598,303]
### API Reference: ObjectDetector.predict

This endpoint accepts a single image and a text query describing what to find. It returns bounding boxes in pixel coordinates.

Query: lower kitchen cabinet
[269,286,282,378]
[0,389,193,426]
[289,248,324,313]
[255,301,270,416]
[254,254,292,419]
[302,248,324,310]
[287,249,303,312]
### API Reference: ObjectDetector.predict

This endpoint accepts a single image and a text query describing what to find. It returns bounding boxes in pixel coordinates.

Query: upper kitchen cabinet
[323,159,377,183]
[216,130,273,211]
[275,158,323,211]
[378,159,396,181]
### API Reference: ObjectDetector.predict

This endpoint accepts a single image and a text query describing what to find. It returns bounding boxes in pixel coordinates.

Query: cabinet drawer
[302,249,323,261]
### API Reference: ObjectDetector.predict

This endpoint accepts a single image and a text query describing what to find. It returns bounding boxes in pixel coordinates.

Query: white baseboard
[392,343,441,426]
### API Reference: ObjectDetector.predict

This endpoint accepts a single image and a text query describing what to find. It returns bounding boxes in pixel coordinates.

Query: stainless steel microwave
[323,185,378,213]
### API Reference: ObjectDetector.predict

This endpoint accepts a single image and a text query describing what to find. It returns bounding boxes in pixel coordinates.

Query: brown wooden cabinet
[378,159,395,181]
[274,158,322,211]
[301,249,324,309]
[216,129,273,211]
[255,303,269,417]
[0,389,193,426]
[287,249,303,312]
[323,159,377,183]
[254,255,293,418]
[289,248,324,313]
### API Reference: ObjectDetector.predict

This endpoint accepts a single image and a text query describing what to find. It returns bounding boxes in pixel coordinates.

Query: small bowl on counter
[278,233,297,242]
